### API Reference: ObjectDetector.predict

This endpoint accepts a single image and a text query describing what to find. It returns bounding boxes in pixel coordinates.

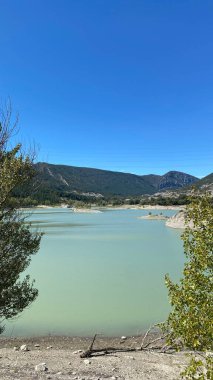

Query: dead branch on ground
[80,325,171,358]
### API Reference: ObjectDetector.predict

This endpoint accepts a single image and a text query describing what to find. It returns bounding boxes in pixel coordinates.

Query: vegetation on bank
[163,193,213,379]
[11,191,193,208]
[0,104,42,334]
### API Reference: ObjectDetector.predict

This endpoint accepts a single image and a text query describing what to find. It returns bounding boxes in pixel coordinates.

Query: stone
[46,346,53,349]
[34,344,40,347]
[84,359,91,365]
[120,336,127,340]
[13,346,19,351]
[73,349,83,354]
[125,355,135,360]
[20,344,29,351]
[35,362,48,372]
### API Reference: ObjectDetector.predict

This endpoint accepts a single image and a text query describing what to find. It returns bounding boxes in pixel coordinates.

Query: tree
[164,193,213,378]
[0,103,42,333]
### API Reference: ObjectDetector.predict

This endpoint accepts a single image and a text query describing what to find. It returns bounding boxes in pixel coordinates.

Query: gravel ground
[0,336,187,380]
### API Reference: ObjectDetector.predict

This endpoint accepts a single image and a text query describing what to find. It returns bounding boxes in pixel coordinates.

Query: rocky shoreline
[35,205,183,211]
[138,214,168,220]
[0,335,187,380]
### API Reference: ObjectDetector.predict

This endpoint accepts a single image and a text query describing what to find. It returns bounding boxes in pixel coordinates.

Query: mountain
[188,173,213,193]
[141,174,162,189]
[142,171,198,191]
[34,162,156,196]
[32,163,199,197]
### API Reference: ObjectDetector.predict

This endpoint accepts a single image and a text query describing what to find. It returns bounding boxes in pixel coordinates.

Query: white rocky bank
[166,210,193,229]
[165,210,186,229]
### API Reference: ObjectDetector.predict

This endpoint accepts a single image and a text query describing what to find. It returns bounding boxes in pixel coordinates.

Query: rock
[13,346,19,351]
[121,336,126,340]
[35,362,48,372]
[34,344,40,347]
[72,349,83,354]
[20,344,29,351]
[72,371,77,374]
[125,355,135,360]
[84,359,91,365]
[165,210,191,229]
[46,346,53,349]
[56,372,62,375]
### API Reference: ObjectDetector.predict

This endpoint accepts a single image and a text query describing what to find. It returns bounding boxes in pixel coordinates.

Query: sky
[0,0,212,178]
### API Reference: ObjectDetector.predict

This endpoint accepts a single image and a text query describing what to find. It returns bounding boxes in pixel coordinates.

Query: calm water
[5,208,184,337]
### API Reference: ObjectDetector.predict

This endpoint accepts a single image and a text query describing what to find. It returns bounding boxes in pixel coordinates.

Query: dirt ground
[0,335,188,380]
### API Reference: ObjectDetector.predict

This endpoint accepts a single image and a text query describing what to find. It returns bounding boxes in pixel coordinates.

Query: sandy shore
[71,208,102,213]
[105,205,184,211]
[140,205,184,210]
[34,204,184,211]
[138,215,168,220]
[0,335,187,380]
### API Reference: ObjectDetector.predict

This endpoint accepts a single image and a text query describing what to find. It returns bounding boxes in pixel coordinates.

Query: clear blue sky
[0,0,212,177]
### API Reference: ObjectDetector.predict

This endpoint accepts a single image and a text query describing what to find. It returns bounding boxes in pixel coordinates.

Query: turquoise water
[5,208,184,337]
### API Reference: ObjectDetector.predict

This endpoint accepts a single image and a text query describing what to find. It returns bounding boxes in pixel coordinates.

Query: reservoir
[5,208,184,337]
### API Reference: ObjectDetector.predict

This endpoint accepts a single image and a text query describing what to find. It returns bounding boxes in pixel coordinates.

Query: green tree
[164,193,213,378]
[0,103,42,333]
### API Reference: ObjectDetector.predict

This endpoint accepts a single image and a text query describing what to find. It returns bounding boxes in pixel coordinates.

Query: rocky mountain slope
[32,163,199,197]
[143,171,198,191]
[189,172,213,193]
[34,162,156,196]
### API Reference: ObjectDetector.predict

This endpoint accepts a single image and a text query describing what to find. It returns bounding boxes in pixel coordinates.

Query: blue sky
[0,0,212,177]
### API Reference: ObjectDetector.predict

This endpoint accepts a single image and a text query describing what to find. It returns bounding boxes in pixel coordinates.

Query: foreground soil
[0,335,187,380]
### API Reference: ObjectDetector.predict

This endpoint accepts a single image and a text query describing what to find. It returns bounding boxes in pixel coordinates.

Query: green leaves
[0,108,41,333]
[165,193,213,352]
[164,193,213,378]
[181,355,213,380]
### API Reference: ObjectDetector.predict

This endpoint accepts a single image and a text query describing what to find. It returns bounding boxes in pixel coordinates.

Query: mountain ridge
[34,162,200,197]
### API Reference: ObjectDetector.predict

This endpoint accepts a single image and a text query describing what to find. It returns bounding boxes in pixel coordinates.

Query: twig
[142,334,169,349]
[80,334,99,358]
[80,327,175,359]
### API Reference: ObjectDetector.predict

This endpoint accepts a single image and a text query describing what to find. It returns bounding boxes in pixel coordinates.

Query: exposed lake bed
[0,335,188,380]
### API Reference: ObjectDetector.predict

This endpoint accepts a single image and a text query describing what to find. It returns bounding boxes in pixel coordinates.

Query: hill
[142,171,198,191]
[34,162,156,196]
[187,172,213,193]
[31,163,199,198]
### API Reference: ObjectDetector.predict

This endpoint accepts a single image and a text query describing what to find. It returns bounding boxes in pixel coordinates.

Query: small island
[138,212,169,220]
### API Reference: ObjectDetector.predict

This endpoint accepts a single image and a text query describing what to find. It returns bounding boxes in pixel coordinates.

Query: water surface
[5,208,184,337]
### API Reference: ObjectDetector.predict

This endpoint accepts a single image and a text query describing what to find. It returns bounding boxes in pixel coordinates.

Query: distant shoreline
[34,204,184,211]
[105,205,184,211]
[22,204,187,228]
